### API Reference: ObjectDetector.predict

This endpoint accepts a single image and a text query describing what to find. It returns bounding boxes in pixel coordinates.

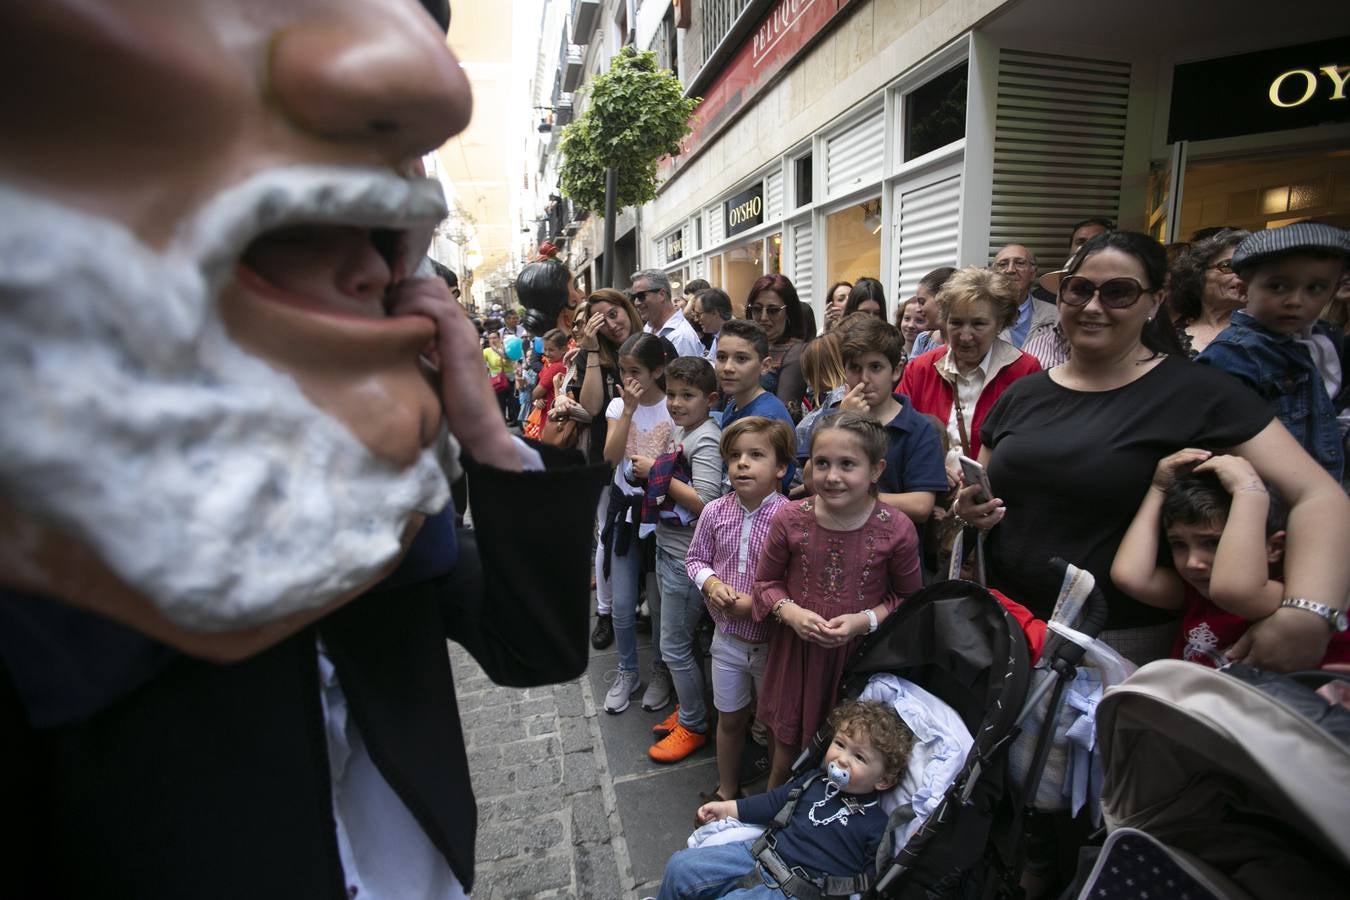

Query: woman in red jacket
[898,266,1040,467]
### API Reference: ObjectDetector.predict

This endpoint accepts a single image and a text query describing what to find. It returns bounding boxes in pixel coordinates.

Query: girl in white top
[601,333,675,713]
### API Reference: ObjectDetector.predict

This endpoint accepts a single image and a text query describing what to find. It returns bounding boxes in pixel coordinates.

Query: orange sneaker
[648,723,708,764]
[652,705,681,737]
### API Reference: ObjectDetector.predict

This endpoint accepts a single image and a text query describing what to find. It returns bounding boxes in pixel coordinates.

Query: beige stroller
[1070,660,1350,900]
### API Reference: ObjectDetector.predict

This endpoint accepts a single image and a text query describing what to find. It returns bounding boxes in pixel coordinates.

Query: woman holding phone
[954,231,1350,671]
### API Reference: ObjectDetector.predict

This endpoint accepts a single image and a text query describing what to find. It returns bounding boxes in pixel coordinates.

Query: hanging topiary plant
[559,46,700,214]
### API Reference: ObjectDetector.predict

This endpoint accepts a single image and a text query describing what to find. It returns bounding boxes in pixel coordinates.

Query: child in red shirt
[532,328,570,414]
[1112,449,1349,667]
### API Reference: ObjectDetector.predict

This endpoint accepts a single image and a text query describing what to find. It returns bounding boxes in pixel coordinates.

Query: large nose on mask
[269,5,472,161]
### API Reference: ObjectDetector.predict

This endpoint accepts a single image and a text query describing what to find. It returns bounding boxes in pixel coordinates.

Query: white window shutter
[990,49,1131,269]
[706,203,724,247]
[825,109,884,198]
[897,175,962,297]
[791,218,813,305]
[766,169,784,222]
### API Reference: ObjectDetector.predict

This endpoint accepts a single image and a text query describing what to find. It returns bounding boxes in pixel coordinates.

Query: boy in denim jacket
[1198,222,1349,484]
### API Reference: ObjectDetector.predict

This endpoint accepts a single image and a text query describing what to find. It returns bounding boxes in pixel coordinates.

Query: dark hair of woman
[823,280,853,304]
[1166,229,1249,321]
[746,273,804,341]
[844,277,887,320]
[799,303,818,341]
[1062,231,1184,358]
[917,266,957,297]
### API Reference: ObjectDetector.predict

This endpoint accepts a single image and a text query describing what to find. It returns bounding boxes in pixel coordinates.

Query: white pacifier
[825,760,850,788]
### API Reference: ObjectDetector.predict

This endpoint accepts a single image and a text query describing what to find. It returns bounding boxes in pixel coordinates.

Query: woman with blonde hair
[793,331,849,465]
[897,266,1041,464]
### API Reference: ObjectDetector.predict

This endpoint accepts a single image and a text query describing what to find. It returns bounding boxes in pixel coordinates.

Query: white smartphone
[958,454,993,505]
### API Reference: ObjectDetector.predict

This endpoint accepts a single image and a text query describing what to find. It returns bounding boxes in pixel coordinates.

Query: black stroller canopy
[842,579,1029,743]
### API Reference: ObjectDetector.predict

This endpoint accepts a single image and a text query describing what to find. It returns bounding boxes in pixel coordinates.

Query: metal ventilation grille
[989,49,1130,269]
[766,169,784,223]
[825,109,885,198]
[706,203,725,247]
[792,218,813,306]
[896,174,962,297]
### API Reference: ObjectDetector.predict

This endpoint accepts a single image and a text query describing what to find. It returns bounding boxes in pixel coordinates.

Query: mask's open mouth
[235,224,409,320]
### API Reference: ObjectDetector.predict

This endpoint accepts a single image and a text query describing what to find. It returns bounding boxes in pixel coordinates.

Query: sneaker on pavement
[652,705,681,737]
[649,723,708,763]
[603,670,642,714]
[641,664,673,711]
[590,613,614,650]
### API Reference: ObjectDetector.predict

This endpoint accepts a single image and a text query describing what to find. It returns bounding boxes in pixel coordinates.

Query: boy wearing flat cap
[1198,222,1350,485]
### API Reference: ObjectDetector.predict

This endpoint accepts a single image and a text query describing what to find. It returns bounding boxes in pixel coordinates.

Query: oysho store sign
[724,183,764,238]
[1169,36,1350,142]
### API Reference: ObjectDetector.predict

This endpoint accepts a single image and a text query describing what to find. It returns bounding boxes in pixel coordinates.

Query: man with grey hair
[631,268,704,358]
[992,243,1056,349]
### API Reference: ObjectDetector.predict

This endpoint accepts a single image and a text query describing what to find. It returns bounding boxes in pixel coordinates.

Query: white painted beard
[0,168,452,630]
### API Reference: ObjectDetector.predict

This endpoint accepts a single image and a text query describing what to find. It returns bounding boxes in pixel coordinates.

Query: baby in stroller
[657,700,914,899]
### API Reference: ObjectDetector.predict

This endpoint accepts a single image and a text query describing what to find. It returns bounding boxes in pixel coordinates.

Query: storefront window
[768,233,782,276]
[825,200,882,289]
[904,62,968,162]
[711,238,766,314]
[1177,149,1350,236]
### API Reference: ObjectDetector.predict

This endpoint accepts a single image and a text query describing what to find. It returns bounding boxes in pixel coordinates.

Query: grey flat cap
[1231,222,1350,276]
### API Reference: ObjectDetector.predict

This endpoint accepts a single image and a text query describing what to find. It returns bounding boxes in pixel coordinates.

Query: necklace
[807,781,877,827]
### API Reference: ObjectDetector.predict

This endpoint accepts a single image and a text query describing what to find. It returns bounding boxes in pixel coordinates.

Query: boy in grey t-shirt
[650,357,724,762]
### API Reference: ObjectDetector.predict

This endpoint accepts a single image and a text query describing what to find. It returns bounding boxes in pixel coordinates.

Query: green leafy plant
[559,46,700,214]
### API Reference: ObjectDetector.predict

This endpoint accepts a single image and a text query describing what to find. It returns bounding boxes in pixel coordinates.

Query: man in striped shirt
[684,416,796,804]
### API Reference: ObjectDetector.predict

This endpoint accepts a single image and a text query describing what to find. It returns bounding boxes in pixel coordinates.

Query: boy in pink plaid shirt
[685,416,797,804]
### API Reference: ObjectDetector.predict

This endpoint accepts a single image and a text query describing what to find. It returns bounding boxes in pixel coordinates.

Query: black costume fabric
[0,451,608,899]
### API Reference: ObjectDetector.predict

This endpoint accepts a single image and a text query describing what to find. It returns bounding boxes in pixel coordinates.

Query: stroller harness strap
[747,773,875,899]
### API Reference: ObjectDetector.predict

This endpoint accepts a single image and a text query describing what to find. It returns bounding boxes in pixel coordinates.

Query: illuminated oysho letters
[1269,64,1349,108]
[728,196,762,228]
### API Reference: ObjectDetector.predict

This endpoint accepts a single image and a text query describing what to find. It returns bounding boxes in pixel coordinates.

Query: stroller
[1066,661,1350,900]
[684,558,1111,898]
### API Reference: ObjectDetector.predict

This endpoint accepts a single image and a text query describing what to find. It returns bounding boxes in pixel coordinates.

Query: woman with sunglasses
[956,231,1349,675]
[1167,228,1249,357]
[747,274,809,420]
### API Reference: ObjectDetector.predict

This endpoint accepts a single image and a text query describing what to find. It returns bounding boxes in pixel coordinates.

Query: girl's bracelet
[702,577,721,597]
[771,598,794,622]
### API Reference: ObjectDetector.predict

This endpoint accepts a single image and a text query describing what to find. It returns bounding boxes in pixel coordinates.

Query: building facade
[639,0,1349,317]
[530,1,1348,314]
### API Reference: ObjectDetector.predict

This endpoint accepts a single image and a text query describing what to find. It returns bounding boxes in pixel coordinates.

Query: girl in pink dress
[753,410,923,787]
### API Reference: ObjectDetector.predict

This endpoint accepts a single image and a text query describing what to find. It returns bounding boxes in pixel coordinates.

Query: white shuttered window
[766,169,784,223]
[896,174,961,298]
[791,218,813,305]
[825,109,884,198]
[989,49,1130,268]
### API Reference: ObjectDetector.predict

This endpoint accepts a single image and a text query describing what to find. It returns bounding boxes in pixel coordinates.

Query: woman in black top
[956,232,1350,670]
[567,288,641,465]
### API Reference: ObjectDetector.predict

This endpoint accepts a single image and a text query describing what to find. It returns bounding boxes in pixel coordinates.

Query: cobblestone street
[452,611,724,898]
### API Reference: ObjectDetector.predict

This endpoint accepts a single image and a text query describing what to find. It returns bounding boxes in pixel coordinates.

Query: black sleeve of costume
[442,448,609,686]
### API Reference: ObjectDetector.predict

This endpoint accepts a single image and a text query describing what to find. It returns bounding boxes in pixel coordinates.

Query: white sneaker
[603,669,642,714]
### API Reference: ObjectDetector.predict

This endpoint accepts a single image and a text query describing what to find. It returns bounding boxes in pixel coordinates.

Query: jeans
[657,842,783,899]
[594,490,612,616]
[610,534,662,674]
[656,544,708,732]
